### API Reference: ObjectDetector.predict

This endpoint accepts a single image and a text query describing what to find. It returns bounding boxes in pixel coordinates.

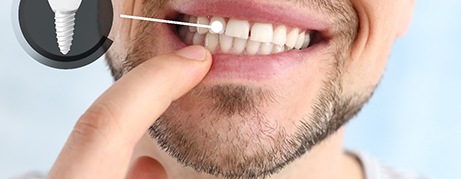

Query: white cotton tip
[54,11,76,55]
[210,21,224,34]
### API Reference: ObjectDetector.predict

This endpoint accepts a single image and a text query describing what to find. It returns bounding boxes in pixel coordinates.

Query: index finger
[48,46,212,179]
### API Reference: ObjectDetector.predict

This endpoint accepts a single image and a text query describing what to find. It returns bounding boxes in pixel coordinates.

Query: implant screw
[54,11,76,55]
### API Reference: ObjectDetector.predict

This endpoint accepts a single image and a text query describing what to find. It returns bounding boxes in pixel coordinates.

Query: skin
[49,0,414,178]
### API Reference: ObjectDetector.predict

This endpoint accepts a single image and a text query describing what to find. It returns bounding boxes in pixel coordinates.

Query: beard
[146,52,375,179]
[105,0,370,178]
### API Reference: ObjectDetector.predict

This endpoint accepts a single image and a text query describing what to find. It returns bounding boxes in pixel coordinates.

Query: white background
[1,0,460,178]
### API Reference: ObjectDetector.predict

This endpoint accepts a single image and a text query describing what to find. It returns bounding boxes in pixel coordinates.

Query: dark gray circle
[12,0,113,69]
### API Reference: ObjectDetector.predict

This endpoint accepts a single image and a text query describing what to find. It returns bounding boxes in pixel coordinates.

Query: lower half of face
[107,0,384,178]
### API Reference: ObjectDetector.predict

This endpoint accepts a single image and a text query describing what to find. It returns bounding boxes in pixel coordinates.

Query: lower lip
[205,41,325,81]
[207,52,304,81]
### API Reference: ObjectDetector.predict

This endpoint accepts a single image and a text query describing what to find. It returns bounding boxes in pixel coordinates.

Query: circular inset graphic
[12,0,114,69]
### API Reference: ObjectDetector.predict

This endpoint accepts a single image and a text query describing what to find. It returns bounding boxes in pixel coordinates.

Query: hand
[48,46,212,179]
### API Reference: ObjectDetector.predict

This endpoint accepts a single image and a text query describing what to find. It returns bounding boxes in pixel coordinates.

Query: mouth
[177,14,324,55]
[164,0,333,81]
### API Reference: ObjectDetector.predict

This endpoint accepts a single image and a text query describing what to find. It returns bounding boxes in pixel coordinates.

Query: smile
[160,0,335,80]
[178,15,316,55]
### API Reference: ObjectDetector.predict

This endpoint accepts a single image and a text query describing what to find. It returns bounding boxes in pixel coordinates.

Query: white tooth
[246,40,261,55]
[301,32,311,49]
[272,45,284,54]
[210,16,226,34]
[184,31,195,44]
[294,32,305,50]
[197,16,209,34]
[225,19,250,39]
[193,33,205,45]
[205,33,219,52]
[233,38,247,54]
[285,28,299,49]
[250,23,273,43]
[220,35,233,53]
[272,25,287,46]
[259,43,273,55]
[189,16,197,32]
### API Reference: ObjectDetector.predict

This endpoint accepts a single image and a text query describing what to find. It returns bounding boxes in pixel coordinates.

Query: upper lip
[169,0,332,36]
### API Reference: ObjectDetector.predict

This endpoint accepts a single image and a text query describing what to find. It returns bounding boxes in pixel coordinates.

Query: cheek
[109,0,126,41]
[345,0,403,95]
[106,0,129,59]
[108,0,122,40]
[109,0,147,51]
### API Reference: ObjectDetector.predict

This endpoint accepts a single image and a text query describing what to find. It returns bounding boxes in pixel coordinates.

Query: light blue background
[1,0,460,178]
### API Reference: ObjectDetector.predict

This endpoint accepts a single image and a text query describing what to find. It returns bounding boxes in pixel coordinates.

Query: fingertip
[164,46,212,100]
[126,156,167,179]
[175,45,212,62]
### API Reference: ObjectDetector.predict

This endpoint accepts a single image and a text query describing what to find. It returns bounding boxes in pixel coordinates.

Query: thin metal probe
[120,14,223,33]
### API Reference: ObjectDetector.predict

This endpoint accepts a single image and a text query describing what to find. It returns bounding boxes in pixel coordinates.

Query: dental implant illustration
[47,0,82,55]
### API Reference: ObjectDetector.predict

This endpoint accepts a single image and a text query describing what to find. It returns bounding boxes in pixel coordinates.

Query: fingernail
[175,45,208,61]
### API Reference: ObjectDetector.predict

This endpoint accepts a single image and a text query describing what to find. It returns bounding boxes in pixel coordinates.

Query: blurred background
[1,0,460,178]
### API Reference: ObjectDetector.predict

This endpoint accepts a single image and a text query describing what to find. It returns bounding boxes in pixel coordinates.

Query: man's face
[107,0,413,178]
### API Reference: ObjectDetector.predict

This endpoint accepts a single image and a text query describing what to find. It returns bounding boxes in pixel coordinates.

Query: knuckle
[73,103,118,141]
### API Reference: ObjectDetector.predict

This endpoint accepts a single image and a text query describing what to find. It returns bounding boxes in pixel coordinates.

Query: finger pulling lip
[159,0,333,81]
[158,23,328,81]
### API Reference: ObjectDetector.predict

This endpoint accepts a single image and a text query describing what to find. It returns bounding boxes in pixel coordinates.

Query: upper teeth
[226,19,250,39]
[179,15,312,55]
[251,23,273,43]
